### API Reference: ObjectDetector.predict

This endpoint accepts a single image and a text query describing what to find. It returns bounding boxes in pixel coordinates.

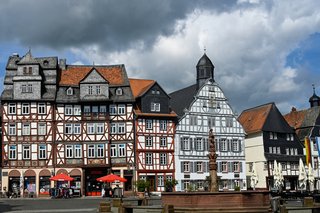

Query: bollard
[98,201,111,213]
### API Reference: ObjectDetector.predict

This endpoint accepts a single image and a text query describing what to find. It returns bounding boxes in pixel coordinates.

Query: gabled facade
[129,79,177,192]
[1,51,58,196]
[238,103,304,190]
[284,87,320,190]
[170,53,246,191]
[1,51,135,197]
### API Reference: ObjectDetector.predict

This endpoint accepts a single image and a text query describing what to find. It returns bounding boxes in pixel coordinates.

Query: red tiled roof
[59,65,124,86]
[238,103,272,134]
[129,78,155,98]
[283,107,307,129]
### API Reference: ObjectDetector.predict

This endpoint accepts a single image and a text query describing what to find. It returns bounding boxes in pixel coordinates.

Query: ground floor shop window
[9,177,20,197]
[70,176,81,197]
[24,176,36,193]
[39,176,50,195]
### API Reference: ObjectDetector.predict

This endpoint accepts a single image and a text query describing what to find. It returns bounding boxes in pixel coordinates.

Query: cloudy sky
[1,0,320,114]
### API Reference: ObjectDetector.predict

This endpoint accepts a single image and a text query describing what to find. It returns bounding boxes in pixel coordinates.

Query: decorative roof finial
[204,46,207,54]
[313,84,316,94]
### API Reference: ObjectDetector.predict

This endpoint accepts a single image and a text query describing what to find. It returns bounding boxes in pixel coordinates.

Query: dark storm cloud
[0,0,237,52]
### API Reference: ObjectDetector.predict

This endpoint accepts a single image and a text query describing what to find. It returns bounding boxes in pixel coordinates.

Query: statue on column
[207,129,218,192]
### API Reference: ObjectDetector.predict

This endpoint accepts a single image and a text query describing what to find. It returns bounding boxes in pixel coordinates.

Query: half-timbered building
[55,63,135,196]
[1,51,58,196]
[238,102,305,190]
[284,87,320,190]
[129,79,177,192]
[1,51,135,197]
[170,53,246,191]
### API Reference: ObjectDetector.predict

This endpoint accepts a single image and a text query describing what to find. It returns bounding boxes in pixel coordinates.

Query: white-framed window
[196,162,203,173]
[183,162,190,172]
[8,103,16,114]
[189,116,197,125]
[195,138,203,151]
[23,145,31,159]
[74,105,81,115]
[158,176,164,187]
[39,145,46,159]
[88,86,93,95]
[110,144,117,157]
[232,139,240,152]
[97,144,104,158]
[151,102,160,112]
[74,124,81,134]
[270,132,278,140]
[22,123,30,135]
[110,123,117,134]
[88,145,95,158]
[118,123,125,134]
[9,124,16,135]
[65,105,73,115]
[84,106,90,115]
[118,104,125,115]
[65,123,73,134]
[66,145,73,158]
[160,120,167,131]
[118,144,126,157]
[160,153,167,165]
[294,148,298,155]
[222,162,228,172]
[145,153,153,165]
[22,103,30,115]
[146,119,153,130]
[38,123,46,135]
[109,105,117,115]
[100,106,107,114]
[145,136,153,147]
[277,147,281,154]
[87,123,95,134]
[182,137,190,150]
[116,88,123,95]
[38,103,46,114]
[92,106,99,116]
[96,85,101,95]
[220,139,228,152]
[22,84,33,93]
[96,123,104,134]
[75,145,82,158]
[9,145,17,159]
[67,87,73,95]
[160,137,167,147]
[233,162,240,172]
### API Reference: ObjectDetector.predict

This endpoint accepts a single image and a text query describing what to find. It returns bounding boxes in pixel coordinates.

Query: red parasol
[96,174,127,182]
[50,173,74,181]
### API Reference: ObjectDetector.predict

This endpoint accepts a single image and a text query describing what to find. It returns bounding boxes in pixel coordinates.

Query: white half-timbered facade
[170,53,246,191]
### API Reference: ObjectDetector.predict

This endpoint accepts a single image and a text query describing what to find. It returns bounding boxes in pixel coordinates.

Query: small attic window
[156,90,160,95]
[116,88,123,96]
[67,87,73,96]
[43,60,49,66]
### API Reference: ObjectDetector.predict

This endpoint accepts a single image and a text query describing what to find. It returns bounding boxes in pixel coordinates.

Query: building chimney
[59,58,66,70]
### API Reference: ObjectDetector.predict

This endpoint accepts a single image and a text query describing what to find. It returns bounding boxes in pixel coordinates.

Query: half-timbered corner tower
[170,53,246,192]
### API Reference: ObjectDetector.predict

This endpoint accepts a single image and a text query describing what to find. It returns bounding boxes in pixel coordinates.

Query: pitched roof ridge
[241,102,274,112]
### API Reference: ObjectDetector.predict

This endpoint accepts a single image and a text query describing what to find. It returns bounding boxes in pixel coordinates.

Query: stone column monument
[208,129,218,192]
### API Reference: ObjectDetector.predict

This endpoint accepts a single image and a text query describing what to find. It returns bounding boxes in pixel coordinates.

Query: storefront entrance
[8,170,21,197]
[84,168,108,196]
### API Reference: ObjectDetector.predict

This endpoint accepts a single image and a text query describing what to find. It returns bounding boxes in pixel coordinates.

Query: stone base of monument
[161,191,270,212]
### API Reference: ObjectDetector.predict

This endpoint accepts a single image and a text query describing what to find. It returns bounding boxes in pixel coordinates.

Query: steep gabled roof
[59,65,125,86]
[284,106,320,140]
[238,102,294,134]
[169,84,197,118]
[129,78,155,98]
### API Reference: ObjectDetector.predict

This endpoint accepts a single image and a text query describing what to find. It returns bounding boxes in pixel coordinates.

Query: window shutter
[181,162,184,173]
[190,138,193,150]
[238,141,242,152]
[194,162,197,173]
[216,139,219,151]
[180,138,184,150]
[218,162,222,172]
[227,139,231,151]
[228,162,233,172]
[190,162,193,173]
[205,139,208,151]
[206,162,209,172]
[240,162,243,172]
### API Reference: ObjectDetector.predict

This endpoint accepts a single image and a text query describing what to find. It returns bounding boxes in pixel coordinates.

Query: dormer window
[116,88,123,96]
[23,67,32,75]
[151,102,160,112]
[67,87,73,96]
[43,60,49,66]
